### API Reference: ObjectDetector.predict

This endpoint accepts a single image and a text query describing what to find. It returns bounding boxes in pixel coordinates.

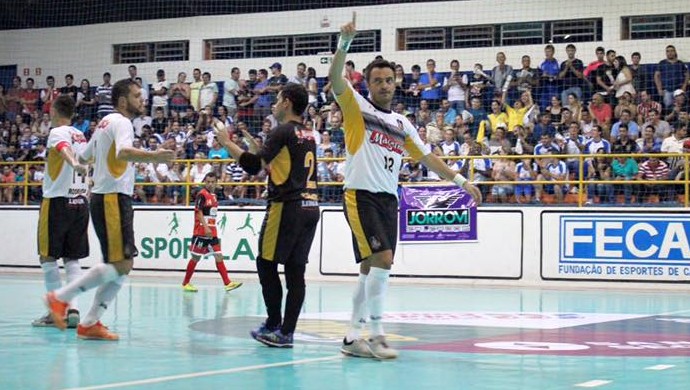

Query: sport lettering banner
[399,185,478,243]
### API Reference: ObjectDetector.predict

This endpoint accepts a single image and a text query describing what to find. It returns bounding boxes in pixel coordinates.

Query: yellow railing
[0,153,687,207]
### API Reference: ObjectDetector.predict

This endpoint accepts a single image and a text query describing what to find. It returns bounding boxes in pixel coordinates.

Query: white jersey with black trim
[81,112,136,195]
[43,126,89,198]
[335,85,430,197]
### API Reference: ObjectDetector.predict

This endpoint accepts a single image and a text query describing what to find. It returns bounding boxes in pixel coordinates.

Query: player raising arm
[329,12,482,359]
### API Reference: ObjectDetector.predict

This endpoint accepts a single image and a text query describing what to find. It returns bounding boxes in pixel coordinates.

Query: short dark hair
[65,74,73,79]
[566,44,576,50]
[632,52,641,58]
[606,49,616,56]
[112,78,137,108]
[26,78,34,83]
[52,95,75,119]
[364,58,395,83]
[345,60,355,68]
[280,83,308,116]
[103,72,111,77]
[202,72,211,78]
[545,44,555,51]
[596,46,605,53]
[231,67,239,73]
[128,65,137,70]
[411,64,421,72]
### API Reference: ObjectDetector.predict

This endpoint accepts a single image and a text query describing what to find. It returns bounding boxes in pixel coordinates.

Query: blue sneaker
[255,330,294,348]
[250,322,280,340]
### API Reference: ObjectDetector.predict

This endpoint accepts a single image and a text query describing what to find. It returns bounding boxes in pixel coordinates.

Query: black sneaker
[66,309,80,329]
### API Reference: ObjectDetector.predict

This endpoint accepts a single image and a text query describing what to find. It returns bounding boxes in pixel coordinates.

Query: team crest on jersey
[72,133,87,143]
[396,119,404,132]
[369,130,404,155]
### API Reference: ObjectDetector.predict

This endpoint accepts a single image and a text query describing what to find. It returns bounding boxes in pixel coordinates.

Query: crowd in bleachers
[0,43,689,205]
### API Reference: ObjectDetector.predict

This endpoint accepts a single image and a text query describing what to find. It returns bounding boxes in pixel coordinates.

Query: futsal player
[329,12,482,359]
[215,83,319,348]
[45,79,175,340]
[181,172,242,292]
[33,95,90,328]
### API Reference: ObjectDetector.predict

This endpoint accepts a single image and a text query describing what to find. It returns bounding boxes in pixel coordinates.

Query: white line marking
[657,309,690,316]
[62,354,343,390]
[575,380,612,388]
[645,364,675,371]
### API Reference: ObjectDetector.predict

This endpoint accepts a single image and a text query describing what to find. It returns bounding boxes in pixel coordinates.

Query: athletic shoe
[31,313,56,328]
[182,283,198,292]
[255,330,294,348]
[250,322,280,340]
[224,281,243,292]
[368,335,399,359]
[44,292,68,330]
[77,321,119,341]
[66,309,80,329]
[340,337,374,358]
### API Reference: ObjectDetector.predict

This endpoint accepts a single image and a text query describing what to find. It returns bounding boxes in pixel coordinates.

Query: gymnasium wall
[0,0,689,87]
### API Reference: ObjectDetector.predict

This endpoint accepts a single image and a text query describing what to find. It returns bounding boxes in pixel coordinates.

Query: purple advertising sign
[399,185,478,243]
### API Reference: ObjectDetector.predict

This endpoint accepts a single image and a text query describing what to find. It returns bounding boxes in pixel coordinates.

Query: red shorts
[190,235,221,256]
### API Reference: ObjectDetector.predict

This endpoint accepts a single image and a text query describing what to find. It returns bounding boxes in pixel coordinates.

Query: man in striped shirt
[96,72,114,119]
[636,154,671,203]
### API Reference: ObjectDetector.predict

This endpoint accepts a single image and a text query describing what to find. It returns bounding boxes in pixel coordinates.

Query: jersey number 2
[304,151,317,189]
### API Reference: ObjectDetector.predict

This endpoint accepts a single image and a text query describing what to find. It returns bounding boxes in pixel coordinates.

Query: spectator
[344,60,363,93]
[539,44,559,110]
[491,52,513,98]
[134,77,149,113]
[405,64,422,110]
[514,157,538,203]
[185,133,210,159]
[510,55,539,104]
[611,109,639,140]
[584,125,611,154]
[585,149,614,205]
[611,124,639,154]
[613,92,637,120]
[443,59,468,114]
[151,69,169,117]
[595,50,617,99]
[96,72,114,119]
[629,52,647,93]
[1,165,16,203]
[636,153,671,203]
[469,63,491,105]
[611,148,638,204]
[636,125,662,153]
[612,56,636,99]
[642,109,672,142]
[535,151,569,203]
[491,147,516,203]
[20,78,39,123]
[560,122,585,178]
[654,45,689,108]
[584,46,606,81]
[664,90,690,124]
[415,100,432,127]
[565,93,583,123]
[316,148,339,202]
[588,92,613,134]
[288,62,308,87]
[199,72,218,111]
[317,130,340,158]
[6,76,22,122]
[418,59,442,110]
[559,44,585,103]
[60,74,78,102]
[40,75,60,117]
[75,79,96,121]
[266,62,288,105]
[637,90,662,124]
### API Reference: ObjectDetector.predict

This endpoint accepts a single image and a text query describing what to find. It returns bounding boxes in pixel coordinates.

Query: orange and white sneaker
[77,321,119,341]
[44,292,68,330]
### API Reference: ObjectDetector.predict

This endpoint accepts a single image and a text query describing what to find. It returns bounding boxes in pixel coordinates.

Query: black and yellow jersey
[251,121,318,202]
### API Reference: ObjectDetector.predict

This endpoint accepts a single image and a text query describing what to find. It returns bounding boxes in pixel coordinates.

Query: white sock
[63,260,83,310]
[345,273,368,342]
[55,263,119,303]
[365,267,390,338]
[82,275,126,326]
[40,261,61,292]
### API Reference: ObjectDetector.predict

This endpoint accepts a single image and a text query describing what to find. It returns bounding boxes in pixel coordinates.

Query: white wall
[3,205,690,290]
[0,0,689,87]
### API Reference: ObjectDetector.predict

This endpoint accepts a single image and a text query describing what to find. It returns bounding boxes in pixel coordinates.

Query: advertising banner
[399,185,478,243]
[542,212,690,281]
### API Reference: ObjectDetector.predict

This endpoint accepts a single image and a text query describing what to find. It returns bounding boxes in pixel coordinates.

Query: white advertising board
[319,210,523,279]
[541,211,690,282]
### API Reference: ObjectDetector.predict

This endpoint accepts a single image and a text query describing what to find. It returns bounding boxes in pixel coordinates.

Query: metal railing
[0,153,687,207]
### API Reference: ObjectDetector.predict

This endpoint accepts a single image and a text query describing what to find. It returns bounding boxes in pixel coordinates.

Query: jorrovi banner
[134,208,265,271]
[399,186,478,243]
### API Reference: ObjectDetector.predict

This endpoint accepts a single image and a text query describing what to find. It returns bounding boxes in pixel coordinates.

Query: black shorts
[90,193,138,263]
[37,196,90,259]
[258,200,320,265]
[190,236,222,256]
[343,189,398,263]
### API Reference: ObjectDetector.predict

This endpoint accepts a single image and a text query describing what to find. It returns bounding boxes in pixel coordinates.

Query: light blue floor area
[1,273,690,390]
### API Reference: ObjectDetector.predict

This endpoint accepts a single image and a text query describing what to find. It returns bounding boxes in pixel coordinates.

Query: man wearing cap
[664,89,690,124]
[266,62,288,105]
[654,45,689,108]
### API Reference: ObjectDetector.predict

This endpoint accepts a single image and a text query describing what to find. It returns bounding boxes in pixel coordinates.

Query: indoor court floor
[1,272,690,390]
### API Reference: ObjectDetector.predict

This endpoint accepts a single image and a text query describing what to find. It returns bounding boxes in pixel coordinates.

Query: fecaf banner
[399,185,478,243]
